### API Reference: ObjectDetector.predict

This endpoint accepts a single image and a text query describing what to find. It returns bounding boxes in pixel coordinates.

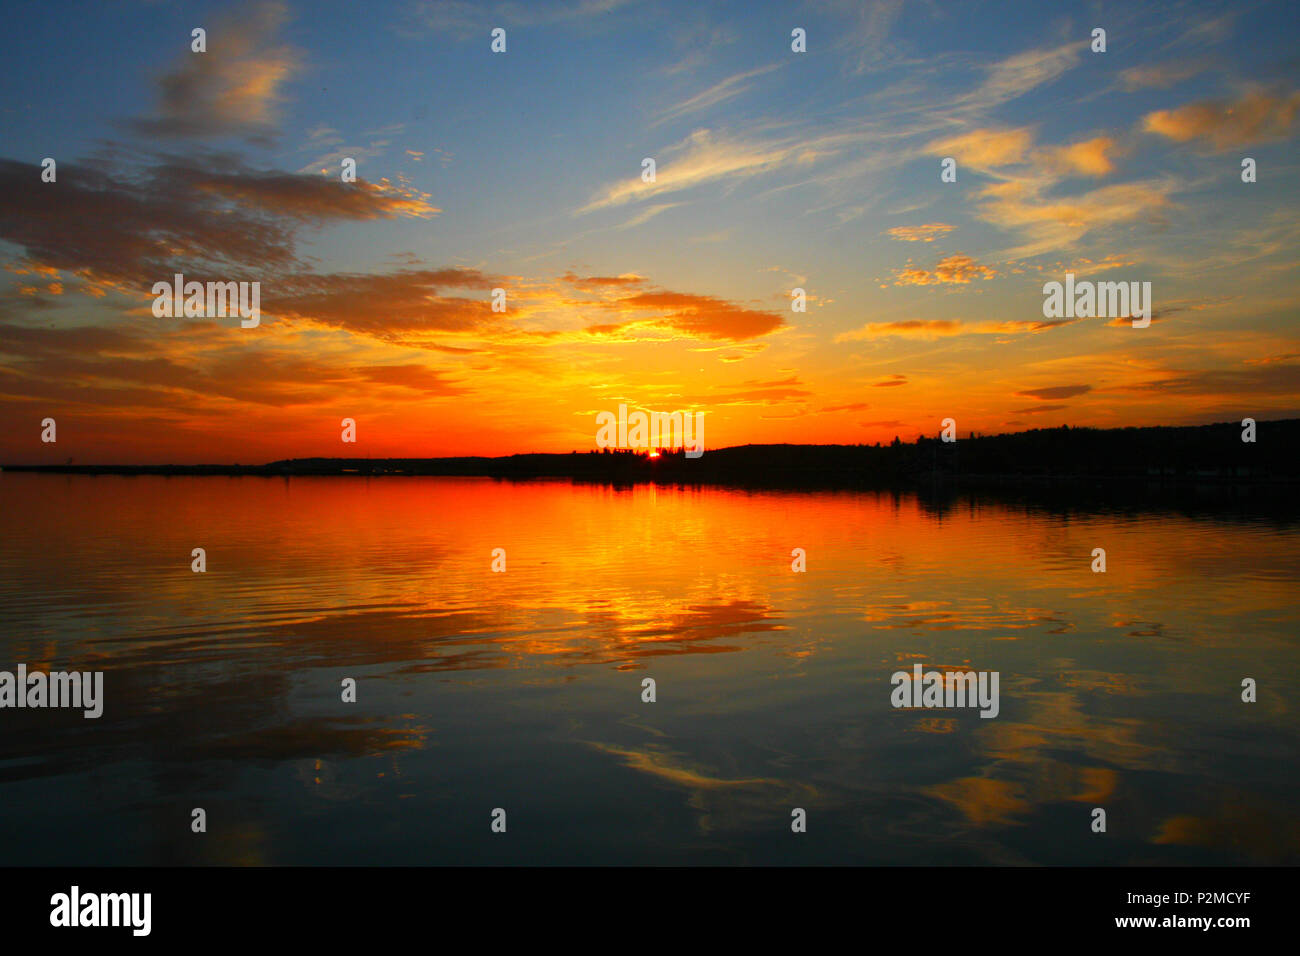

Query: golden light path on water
[0,474,1296,864]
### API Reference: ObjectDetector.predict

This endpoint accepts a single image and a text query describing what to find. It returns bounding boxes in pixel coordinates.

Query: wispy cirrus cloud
[815,0,910,76]
[702,375,811,406]
[835,320,957,341]
[957,41,1083,112]
[886,223,954,242]
[295,124,412,176]
[835,316,1077,342]
[562,272,646,289]
[405,0,638,38]
[653,64,781,127]
[973,178,1173,261]
[1017,385,1092,400]
[578,128,843,214]
[1119,62,1207,92]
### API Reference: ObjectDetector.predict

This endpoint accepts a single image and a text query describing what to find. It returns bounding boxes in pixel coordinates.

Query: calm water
[0,474,1296,865]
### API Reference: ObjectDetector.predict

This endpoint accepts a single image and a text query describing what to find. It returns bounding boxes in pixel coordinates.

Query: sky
[0,0,1298,464]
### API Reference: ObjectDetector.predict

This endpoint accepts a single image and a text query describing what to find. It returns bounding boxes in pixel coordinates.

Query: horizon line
[3,417,1294,471]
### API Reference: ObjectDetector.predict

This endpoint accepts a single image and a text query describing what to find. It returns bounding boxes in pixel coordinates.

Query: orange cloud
[893,254,997,286]
[1143,89,1300,151]
[266,268,499,339]
[927,127,1033,171]
[835,317,1075,341]
[1040,136,1120,177]
[837,320,961,341]
[586,289,784,342]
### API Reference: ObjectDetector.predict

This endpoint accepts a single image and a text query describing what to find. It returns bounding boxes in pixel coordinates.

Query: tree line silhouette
[7,419,1297,487]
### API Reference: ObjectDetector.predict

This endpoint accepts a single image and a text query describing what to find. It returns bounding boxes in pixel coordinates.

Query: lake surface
[1,473,1296,865]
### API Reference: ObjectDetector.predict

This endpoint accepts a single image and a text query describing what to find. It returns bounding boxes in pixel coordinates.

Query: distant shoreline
[4,419,1297,486]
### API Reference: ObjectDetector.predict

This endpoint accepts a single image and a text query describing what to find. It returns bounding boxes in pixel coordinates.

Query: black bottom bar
[5,866,1287,942]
